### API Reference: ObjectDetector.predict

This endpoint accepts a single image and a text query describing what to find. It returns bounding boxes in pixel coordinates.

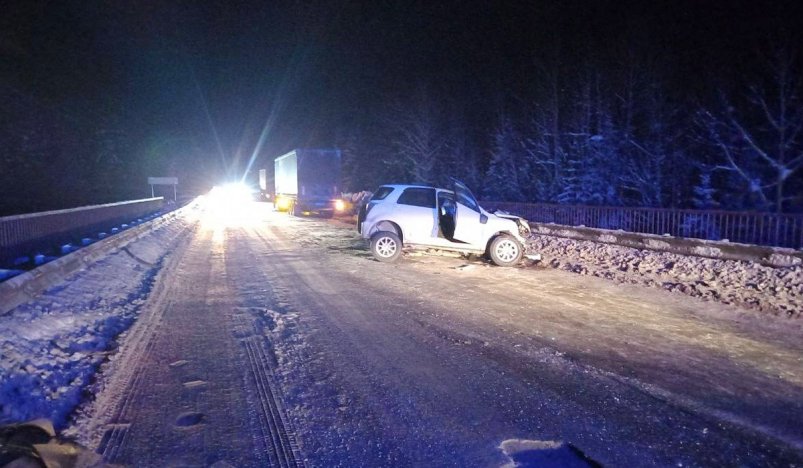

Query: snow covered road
[4,200,802,466]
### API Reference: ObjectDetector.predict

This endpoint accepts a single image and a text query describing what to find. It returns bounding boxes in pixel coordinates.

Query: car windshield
[454,184,481,213]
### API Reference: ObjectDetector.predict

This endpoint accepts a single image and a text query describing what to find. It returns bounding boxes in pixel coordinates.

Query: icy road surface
[5,200,802,466]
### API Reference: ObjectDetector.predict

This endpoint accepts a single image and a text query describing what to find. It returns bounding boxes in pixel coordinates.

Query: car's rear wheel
[370,231,402,263]
[489,234,523,267]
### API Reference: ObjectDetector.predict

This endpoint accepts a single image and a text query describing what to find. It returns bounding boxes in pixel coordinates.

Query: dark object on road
[499,439,602,468]
[0,419,105,467]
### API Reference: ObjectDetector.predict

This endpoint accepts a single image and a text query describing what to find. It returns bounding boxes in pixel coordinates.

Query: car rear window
[397,187,436,208]
[371,186,395,201]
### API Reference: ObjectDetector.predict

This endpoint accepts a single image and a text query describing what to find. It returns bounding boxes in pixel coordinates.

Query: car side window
[397,188,436,208]
[371,186,395,201]
[455,191,480,213]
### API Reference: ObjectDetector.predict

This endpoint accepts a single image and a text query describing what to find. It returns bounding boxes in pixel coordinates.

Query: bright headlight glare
[209,183,252,204]
[202,182,259,232]
[334,199,345,211]
[276,196,290,210]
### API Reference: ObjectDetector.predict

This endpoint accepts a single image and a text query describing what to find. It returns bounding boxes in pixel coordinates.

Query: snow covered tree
[384,87,447,185]
[683,165,723,239]
[698,46,803,213]
[436,111,482,189]
[521,60,573,203]
[525,44,686,208]
[606,50,680,208]
[561,71,622,206]
[484,115,525,201]
[692,166,719,209]
[523,114,568,203]
[527,66,624,207]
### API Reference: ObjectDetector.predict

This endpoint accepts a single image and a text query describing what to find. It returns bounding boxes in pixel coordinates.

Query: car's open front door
[451,179,486,248]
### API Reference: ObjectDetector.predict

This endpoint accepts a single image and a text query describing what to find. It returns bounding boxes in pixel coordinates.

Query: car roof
[378,183,443,190]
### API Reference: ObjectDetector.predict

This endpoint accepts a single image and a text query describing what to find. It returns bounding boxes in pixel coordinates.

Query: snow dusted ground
[1,200,801,466]
[0,210,194,428]
[525,234,802,318]
[259,213,802,466]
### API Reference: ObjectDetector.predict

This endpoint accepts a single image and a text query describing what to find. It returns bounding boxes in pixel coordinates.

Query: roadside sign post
[147,177,179,202]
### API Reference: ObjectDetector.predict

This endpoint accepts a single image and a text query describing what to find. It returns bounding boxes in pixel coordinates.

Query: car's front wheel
[370,231,402,263]
[489,234,523,267]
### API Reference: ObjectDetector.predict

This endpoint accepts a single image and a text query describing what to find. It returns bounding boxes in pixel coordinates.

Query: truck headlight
[334,199,345,211]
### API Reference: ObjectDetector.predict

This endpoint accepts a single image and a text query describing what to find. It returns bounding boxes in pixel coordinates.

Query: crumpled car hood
[491,210,531,238]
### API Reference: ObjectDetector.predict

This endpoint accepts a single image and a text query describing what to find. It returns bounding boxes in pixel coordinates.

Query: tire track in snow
[95,331,161,461]
[227,255,303,467]
[93,279,181,461]
[241,330,302,467]
[67,206,306,465]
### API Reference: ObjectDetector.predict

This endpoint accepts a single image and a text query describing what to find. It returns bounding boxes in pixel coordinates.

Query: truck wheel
[370,231,402,263]
[489,234,523,267]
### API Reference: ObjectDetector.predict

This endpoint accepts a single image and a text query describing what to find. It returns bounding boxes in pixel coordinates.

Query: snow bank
[0,212,194,429]
[529,222,803,268]
[525,235,802,319]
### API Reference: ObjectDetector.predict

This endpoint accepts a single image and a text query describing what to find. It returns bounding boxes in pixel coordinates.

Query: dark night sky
[2,0,802,201]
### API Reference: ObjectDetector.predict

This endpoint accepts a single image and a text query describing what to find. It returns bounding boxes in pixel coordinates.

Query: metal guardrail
[481,201,803,250]
[0,198,164,266]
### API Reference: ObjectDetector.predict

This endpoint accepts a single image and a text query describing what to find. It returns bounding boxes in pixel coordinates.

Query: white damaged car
[357,179,537,266]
